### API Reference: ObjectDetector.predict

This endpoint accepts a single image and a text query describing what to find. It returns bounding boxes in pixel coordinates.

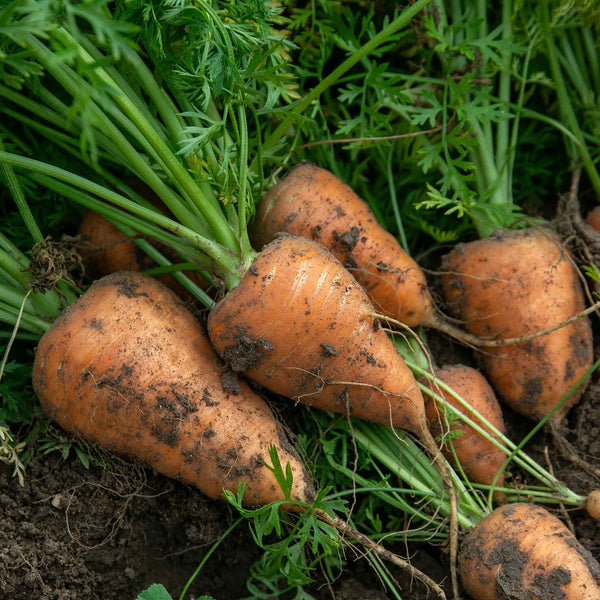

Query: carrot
[458,502,600,600]
[422,365,506,499]
[77,180,212,300]
[78,209,153,277]
[208,234,430,438]
[32,270,313,507]
[29,271,450,599]
[585,206,600,231]
[206,234,462,596]
[250,163,471,342]
[587,490,600,521]
[441,227,593,422]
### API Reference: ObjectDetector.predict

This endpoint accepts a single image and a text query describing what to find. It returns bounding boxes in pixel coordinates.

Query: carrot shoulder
[32,271,313,507]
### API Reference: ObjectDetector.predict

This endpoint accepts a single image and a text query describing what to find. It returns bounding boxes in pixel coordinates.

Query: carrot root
[32,271,313,507]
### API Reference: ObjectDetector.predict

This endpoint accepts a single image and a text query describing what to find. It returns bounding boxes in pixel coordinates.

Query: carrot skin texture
[441,228,593,422]
[422,365,506,495]
[250,164,436,328]
[207,235,428,437]
[32,272,313,507]
[459,503,600,600]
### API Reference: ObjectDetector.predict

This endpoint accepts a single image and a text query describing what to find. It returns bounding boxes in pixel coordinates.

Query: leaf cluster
[223,444,346,599]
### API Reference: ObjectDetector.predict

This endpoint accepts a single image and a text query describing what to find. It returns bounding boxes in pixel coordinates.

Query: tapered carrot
[441,228,593,422]
[30,270,449,599]
[250,163,469,341]
[208,235,428,437]
[585,206,600,231]
[207,234,461,596]
[78,209,153,277]
[32,271,313,507]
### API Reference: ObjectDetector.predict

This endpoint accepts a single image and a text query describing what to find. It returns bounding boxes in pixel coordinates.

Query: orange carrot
[459,503,600,599]
[441,228,593,422]
[78,209,211,300]
[78,209,152,277]
[422,365,506,498]
[250,163,439,329]
[32,271,313,507]
[206,234,461,595]
[586,490,600,521]
[208,234,428,438]
[585,206,600,231]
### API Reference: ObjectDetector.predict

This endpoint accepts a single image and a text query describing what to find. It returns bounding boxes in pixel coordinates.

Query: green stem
[0,138,44,244]
[0,151,241,284]
[178,517,244,600]
[495,0,513,208]
[541,1,600,196]
[65,30,234,245]
[407,359,588,506]
[235,105,255,267]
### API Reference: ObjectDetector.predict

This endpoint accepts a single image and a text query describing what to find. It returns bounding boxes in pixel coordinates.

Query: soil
[0,431,452,600]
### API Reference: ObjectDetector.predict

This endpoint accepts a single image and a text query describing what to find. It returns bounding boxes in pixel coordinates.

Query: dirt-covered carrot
[459,502,600,600]
[421,365,506,498]
[208,235,430,439]
[32,271,313,507]
[206,234,462,594]
[251,163,436,328]
[250,163,476,344]
[441,228,593,422]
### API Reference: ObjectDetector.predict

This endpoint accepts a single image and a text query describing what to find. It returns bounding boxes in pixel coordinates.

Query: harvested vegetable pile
[1,1,600,599]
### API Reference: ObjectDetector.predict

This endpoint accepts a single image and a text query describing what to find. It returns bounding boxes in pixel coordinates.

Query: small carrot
[441,227,593,422]
[78,183,212,300]
[459,502,600,600]
[78,209,153,277]
[422,365,507,499]
[585,206,600,231]
[32,271,313,507]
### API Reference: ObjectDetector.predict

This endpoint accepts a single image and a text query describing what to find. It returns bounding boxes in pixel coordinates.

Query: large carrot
[250,163,471,341]
[28,271,448,598]
[441,228,593,422]
[32,271,313,507]
[459,503,600,600]
[206,234,462,595]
